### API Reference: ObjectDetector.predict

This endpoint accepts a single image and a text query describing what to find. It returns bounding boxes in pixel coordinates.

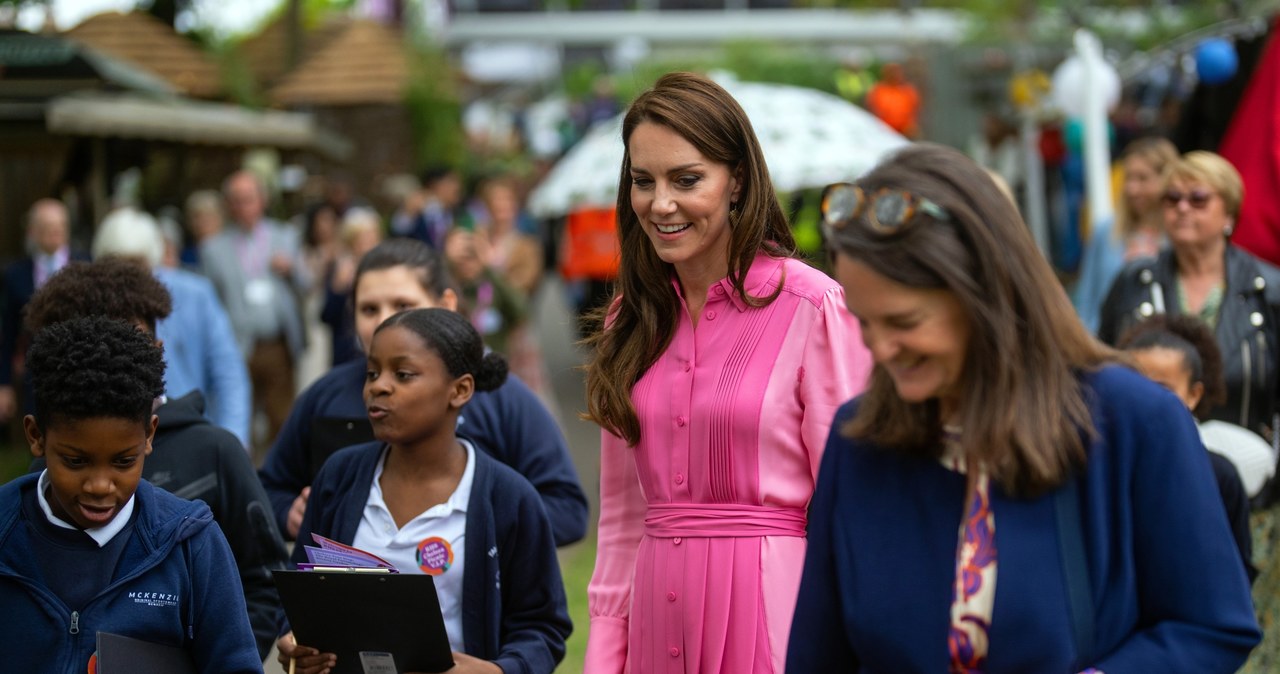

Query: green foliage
[403,41,467,173]
[211,41,266,108]
[0,443,30,485]
[607,40,842,105]
[562,61,608,101]
[720,40,842,94]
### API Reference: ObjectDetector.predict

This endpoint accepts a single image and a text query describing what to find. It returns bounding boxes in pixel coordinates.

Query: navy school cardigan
[291,441,572,674]
[259,357,588,546]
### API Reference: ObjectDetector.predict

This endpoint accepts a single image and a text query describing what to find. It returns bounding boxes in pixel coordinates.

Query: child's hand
[439,652,503,673]
[287,487,310,539]
[276,631,336,674]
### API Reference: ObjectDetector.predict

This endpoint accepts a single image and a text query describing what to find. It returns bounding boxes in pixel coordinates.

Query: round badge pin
[416,536,454,575]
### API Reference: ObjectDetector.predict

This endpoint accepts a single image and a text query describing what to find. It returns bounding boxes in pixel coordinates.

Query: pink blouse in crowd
[585,254,872,673]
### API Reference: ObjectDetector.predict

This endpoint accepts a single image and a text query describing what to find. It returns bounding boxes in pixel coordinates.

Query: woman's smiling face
[627,121,740,278]
[835,253,971,418]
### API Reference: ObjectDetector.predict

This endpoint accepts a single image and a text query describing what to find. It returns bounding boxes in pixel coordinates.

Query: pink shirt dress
[586,254,872,673]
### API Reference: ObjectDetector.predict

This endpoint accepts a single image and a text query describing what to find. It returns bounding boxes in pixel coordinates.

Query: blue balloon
[1196,38,1238,85]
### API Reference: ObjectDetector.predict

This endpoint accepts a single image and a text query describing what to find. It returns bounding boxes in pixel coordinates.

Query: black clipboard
[308,418,376,480]
[96,632,197,674]
[273,569,455,674]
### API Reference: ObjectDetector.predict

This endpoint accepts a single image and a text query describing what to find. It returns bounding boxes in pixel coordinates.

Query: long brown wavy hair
[583,71,796,445]
[827,143,1119,496]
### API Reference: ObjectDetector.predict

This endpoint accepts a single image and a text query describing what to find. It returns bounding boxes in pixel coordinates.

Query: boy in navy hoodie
[0,316,261,673]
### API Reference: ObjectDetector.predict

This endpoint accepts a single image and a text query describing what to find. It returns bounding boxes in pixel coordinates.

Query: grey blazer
[199,220,309,360]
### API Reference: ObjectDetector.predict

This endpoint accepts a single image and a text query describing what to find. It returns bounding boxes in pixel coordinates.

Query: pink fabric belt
[644,503,808,538]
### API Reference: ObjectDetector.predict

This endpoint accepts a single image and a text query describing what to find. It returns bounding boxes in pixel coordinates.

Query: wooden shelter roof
[237,15,348,90]
[63,11,222,99]
[269,20,408,107]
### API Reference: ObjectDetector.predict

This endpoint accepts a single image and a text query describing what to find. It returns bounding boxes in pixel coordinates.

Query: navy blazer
[2,252,88,387]
[0,257,35,386]
[788,366,1260,673]
[292,441,572,674]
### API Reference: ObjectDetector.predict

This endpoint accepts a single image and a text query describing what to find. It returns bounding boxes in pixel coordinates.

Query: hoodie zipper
[69,610,80,634]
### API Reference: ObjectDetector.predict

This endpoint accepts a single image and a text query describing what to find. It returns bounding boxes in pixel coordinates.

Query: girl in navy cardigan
[258,238,587,547]
[789,144,1259,673]
[278,308,570,674]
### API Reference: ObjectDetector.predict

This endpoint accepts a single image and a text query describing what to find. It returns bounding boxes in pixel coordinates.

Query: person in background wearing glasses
[1098,152,1280,478]
[788,143,1259,673]
[581,71,873,674]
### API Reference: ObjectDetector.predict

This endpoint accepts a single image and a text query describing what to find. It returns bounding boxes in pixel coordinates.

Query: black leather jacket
[1099,244,1280,438]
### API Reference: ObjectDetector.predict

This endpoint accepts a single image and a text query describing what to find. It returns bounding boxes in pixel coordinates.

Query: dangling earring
[729,203,739,228]
[1225,219,1235,238]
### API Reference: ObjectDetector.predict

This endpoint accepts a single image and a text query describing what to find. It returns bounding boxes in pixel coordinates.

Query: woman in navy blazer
[788,144,1260,673]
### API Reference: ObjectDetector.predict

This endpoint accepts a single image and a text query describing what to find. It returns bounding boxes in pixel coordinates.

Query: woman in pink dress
[582,71,874,673]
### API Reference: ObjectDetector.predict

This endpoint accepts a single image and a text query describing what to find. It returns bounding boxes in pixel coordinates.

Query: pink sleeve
[584,428,648,672]
[799,286,872,481]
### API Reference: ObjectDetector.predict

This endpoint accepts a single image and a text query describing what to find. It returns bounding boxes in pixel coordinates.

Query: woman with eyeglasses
[1098,151,1280,457]
[788,143,1259,672]
[581,71,873,673]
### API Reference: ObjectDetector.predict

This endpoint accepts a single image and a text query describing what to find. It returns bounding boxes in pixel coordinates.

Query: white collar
[372,439,476,516]
[36,470,136,547]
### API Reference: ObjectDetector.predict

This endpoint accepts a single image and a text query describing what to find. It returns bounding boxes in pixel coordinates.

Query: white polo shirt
[352,440,475,653]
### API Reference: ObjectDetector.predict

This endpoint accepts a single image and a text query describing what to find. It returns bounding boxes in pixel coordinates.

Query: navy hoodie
[0,474,262,674]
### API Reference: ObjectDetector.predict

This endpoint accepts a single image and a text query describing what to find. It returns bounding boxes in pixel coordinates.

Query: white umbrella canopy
[527,73,910,219]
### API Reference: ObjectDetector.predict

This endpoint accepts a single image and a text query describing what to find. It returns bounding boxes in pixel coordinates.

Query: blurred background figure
[967,109,1022,203]
[182,189,226,269]
[392,166,464,250]
[1073,137,1179,334]
[298,202,342,384]
[1099,151,1280,455]
[92,206,253,448]
[302,203,341,288]
[0,199,84,425]
[449,176,552,405]
[572,75,623,135]
[866,62,921,139]
[201,169,311,460]
[320,207,385,368]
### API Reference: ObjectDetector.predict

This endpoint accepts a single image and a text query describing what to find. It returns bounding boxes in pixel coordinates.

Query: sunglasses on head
[821,182,951,235]
[1162,189,1215,209]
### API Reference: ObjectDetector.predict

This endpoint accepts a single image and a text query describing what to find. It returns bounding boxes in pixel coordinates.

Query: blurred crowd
[0,164,570,459]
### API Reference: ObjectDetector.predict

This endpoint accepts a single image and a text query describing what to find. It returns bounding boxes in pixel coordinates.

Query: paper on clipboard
[299,533,398,571]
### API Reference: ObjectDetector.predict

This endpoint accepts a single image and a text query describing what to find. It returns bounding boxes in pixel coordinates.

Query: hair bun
[474,351,509,392]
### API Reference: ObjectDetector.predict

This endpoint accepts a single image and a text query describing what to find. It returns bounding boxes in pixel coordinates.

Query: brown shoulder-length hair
[583,71,796,445]
[827,143,1119,496]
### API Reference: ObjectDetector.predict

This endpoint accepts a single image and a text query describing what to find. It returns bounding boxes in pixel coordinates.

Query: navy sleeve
[1093,389,1260,671]
[492,478,572,674]
[213,429,289,660]
[259,380,325,538]
[786,405,859,672]
[186,521,264,673]
[0,265,22,386]
[1207,451,1256,584]
[463,375,588,546]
